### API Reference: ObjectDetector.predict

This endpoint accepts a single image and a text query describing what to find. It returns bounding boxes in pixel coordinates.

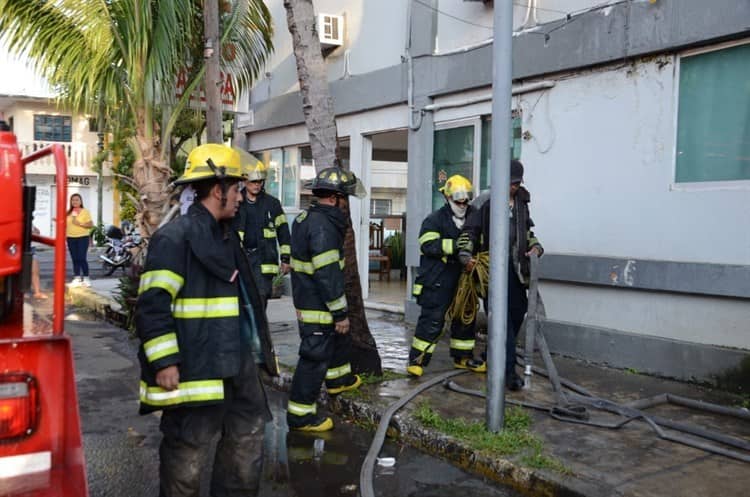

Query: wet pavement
[58,282,750,497]
[43,300,520,497]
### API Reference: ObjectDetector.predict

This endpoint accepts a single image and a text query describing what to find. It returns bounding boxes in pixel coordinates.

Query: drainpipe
[405,0,423,131]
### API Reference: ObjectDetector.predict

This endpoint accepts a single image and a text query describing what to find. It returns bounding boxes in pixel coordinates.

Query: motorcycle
[100,221,142,276]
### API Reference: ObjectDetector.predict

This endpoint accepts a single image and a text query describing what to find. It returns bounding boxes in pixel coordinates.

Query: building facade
[0,95,116,237]
[238,0,750,386]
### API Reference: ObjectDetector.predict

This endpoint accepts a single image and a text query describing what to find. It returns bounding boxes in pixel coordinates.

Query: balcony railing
[17,140,98,174]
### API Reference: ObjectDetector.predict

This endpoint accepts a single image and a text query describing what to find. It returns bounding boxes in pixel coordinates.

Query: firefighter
[233,153,291,306]
[286,166,366,432]
[457,160,543,391]
[136,144,275,497]
[407,174,487,377]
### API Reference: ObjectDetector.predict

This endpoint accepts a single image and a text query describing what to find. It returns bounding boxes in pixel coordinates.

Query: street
[59,305,520,497]
[35,246,111,283]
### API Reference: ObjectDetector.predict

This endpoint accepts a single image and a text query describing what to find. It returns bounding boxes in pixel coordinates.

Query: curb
[364,301,404,316]
[66,285,128,327]
[330,390,610,497]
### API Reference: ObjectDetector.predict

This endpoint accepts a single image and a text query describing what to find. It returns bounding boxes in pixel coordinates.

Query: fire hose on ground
[359,252,750,497]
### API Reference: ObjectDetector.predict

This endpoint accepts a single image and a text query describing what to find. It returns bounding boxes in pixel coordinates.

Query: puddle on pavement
[369,321,410,371]
[263,393,520,497]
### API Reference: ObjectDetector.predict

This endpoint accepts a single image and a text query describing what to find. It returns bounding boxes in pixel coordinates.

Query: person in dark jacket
[286,166,366,432]
[457,160,543,391]
[233,154,291,305]
[407,174,487,377]
[136,144,276,497]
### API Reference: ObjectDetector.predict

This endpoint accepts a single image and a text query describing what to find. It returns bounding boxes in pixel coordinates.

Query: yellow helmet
[234,147,267,181]
[440,174,473,202]
[175,144,244,185]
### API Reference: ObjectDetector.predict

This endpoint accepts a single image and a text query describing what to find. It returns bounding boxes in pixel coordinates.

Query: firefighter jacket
[290,203,348,326]
[412,203,473,302]
[233,191,291,276]
[136,202,278,414]
[457,188,543,283]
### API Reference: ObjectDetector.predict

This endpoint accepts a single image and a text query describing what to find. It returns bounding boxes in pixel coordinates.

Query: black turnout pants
[158,352,270,497]
[483,261,528,377]
[409,278,477,366]
[288,323,354,411]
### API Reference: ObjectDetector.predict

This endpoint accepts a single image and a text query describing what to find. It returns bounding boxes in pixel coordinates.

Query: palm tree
[0,0,272,234]
[284,0,382,375]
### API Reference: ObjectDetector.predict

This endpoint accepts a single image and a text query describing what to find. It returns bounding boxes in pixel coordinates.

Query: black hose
[359,370,468,497]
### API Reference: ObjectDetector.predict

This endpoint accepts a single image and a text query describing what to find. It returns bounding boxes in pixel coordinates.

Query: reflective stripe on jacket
[136,203,276,414]
[290,203,348,325]
[412,203,470,301]
[233,191,291,276]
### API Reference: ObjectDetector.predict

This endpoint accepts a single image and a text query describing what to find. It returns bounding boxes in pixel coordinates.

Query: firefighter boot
[406,363,424,377]
[327,374,362,395]
[287,414,334,432]
[453,357,487,373]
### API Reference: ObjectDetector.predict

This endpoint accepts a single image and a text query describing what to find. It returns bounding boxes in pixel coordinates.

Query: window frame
[670,39,750,192]
[370,198,392,216]
[33,114,73,143]
[433,117,481,209]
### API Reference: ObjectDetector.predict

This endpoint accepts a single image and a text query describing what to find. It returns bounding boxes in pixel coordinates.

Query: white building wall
[430,54,750,349]
[253,0,408,104]
[371,160,407,190]
[522,58,749,266]
[435,0,602,54]
[4,100,115,236]
[432,58,750,267]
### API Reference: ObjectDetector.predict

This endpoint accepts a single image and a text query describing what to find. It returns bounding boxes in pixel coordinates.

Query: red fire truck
[0,121,88,496]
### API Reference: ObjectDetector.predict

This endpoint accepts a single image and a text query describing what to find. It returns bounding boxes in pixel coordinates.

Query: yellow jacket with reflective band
[412,203,474,302]
[135,202,277,414]
[290,203,348,325]
[233,191,291,276]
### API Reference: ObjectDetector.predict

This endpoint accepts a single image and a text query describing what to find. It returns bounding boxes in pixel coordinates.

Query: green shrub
[384,231,405,270]
[91,223,107,246]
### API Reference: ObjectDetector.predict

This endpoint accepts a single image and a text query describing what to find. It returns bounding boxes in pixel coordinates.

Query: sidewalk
[67,279,750,497]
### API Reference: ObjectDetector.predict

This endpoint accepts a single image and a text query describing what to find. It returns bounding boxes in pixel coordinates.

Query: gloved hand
[456,233,473,253]
[464,257,476,273]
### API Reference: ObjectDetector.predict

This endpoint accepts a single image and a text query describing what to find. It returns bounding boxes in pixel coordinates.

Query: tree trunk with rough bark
[204,0,223,143]
[284,0,382,375]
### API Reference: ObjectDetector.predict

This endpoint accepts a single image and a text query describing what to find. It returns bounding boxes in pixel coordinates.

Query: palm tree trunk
[132,131,172,237]
[284,0,382,375]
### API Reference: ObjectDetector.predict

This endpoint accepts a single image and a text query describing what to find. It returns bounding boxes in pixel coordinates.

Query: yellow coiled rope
[445,251,490,326]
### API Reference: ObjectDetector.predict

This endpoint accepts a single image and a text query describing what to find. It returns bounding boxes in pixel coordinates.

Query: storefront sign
[52,175,95,186]
[175,68,237,112]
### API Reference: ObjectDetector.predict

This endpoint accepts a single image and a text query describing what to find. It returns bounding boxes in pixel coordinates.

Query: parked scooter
[100,221,142,276]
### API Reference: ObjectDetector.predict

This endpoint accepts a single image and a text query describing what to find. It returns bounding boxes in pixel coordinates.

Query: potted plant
[270,273,285,299]
[384,232,406,279]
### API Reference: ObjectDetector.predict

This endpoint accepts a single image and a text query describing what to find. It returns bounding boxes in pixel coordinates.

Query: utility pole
[486,0,514,433]
[204,0,222,143]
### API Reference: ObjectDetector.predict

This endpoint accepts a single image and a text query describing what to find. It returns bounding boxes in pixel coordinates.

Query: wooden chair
[368,222,391,281]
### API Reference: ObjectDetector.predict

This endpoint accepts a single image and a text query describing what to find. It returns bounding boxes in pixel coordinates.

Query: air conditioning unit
[317,14,344,48]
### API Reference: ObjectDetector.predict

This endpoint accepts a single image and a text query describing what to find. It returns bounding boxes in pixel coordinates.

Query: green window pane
[264,149,281,198]
[433,126,474,210]
[282,149,298,208]
[479,115,522,191]
[676,43,750,183]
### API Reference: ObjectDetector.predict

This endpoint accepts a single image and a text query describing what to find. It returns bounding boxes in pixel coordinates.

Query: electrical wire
[411,0,638,38]
[412,0,493,30]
